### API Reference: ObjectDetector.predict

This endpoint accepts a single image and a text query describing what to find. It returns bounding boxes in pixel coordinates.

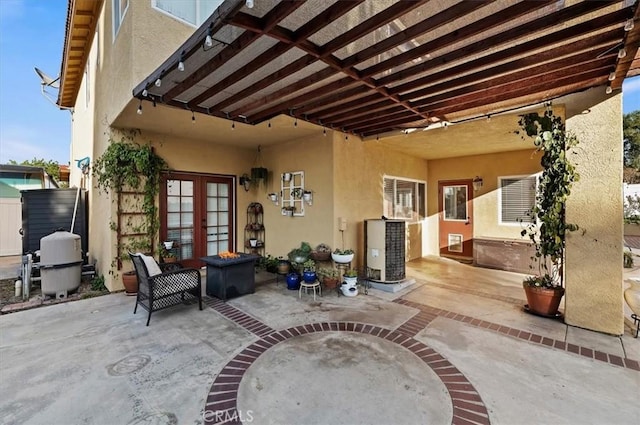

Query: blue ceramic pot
[302,271,317,283]
[286,272,300,290]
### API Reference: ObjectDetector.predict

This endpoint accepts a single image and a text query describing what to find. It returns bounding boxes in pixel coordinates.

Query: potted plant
[332,248,354,264]
[281,206,296,217]
[277,257,291,274]
[259,254,279,273]
[287,241,312,265]
[318,267,339,289]
[310,243,332,261]
[302,259,317,283]
[517,109,579,317]
[122,270,138,295]
[159,244,177,263]
[341,269,359,297]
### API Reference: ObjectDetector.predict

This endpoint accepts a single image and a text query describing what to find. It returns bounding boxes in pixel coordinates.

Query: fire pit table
[200,253,259,301]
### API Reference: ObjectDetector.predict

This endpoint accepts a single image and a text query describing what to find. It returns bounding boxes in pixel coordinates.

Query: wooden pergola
[124,0,639,138]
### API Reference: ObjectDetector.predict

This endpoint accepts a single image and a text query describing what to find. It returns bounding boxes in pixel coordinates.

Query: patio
[0,256,638,424]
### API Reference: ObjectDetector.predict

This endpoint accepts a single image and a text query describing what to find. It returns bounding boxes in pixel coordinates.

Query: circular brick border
[205,322,490,425]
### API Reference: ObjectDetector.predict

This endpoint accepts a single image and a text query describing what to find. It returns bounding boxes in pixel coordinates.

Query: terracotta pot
[122,271,138,295]
[322,277,339,289]
[524,284,564,316]
[624,280,640,316]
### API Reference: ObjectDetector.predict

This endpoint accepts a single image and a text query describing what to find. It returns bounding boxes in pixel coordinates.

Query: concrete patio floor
[0,256,638,425]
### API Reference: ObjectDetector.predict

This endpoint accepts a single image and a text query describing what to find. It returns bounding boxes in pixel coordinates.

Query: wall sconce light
[303,190,313,206]
[267,192,279,205]
[239,174,252,192]
[472,176,483,191]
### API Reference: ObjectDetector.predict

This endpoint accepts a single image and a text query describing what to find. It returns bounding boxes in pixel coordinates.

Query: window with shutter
[499,176,536,224]
[383,177,426,222]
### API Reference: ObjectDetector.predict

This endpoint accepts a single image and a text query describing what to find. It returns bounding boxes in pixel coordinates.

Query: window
[113,0,129,38]
[84,62,90,108]
[383,177,425,221]
[153,0,224,27]
[499,175,537,224]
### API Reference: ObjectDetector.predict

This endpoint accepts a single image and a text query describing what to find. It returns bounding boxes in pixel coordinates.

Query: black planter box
[201,253,258,301]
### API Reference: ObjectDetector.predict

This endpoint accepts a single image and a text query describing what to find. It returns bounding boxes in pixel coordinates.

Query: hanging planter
[251,167,268,180]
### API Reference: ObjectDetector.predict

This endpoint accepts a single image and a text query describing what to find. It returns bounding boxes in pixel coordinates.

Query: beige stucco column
[565,89,624,335]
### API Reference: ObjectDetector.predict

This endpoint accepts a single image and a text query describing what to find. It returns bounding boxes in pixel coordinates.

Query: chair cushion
[139,253,162,277]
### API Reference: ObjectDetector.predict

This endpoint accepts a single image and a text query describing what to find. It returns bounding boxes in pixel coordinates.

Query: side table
[299,280,322,301]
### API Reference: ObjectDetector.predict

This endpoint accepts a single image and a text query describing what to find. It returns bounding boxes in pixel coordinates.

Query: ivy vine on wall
[516,109,580,288]
[93,129,168,269]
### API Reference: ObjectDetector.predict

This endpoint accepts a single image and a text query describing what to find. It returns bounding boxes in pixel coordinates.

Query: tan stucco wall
[68,2,204,289]
[334,134,429,267]
[425,148,542,255]
[565,88,624,335]
[258,133,335,259]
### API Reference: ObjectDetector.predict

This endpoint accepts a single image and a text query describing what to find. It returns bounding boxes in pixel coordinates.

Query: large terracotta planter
[624,280,640,316]
[122,271,138,295]
[524,284,564,316]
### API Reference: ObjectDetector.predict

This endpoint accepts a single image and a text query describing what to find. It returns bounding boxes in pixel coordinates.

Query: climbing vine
[517,110,579,288]
[93,129,167,268]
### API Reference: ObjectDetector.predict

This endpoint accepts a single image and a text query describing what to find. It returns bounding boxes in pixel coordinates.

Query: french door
[160,172,235,268]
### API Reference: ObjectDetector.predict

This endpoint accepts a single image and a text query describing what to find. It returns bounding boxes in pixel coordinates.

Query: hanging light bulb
[142,89,148,97]
[246,0,254,8]
[205,34,213,48]
[323,128,326,136]
[178,60,185,72]
[618,48,626,59]
[268,121,271,129]
[232,122,235,130]
[608,71,616,81]
[606,85,613,94]
[155,78,162,87]
[624,19,634,31]
[294,117,297,127]
[137,100,143,115]
[192,111,196,124]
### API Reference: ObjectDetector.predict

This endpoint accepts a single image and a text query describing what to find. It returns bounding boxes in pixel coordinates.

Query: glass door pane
[206,182,230,255]
[165,179,194,260]
[443,185,467,221]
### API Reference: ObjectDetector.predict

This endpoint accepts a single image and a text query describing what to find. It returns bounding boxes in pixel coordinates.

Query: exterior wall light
[472,176,483,191]
[239,174,252,191]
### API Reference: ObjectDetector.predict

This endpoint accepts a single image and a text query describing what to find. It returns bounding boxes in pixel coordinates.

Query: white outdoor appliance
[365,219,406,283]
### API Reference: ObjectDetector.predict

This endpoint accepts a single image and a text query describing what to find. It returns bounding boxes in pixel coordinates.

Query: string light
[137,99,143,115]
[608,71,616,81]
[232,121,235,130]
[294,117,297,127]
[268,121,271,129]
[618,48,626,59]
[155,78,162,87]
[204,25,214,49]
[246,0,254,8]
[323,127,326,136]
[624,19,634,31]
[486,114,491,123]
[191,111,195,124]
[142,89,148,97]
[606,85,613,94]
[178,59,185,72]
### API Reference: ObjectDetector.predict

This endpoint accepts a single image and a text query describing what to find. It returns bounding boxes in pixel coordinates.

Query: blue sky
[0,0,639,166]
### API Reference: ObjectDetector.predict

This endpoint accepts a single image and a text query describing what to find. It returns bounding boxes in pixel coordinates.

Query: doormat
[367,278,416,293]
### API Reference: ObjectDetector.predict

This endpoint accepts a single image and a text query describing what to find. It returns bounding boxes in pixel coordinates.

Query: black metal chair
[129,252,202,326]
